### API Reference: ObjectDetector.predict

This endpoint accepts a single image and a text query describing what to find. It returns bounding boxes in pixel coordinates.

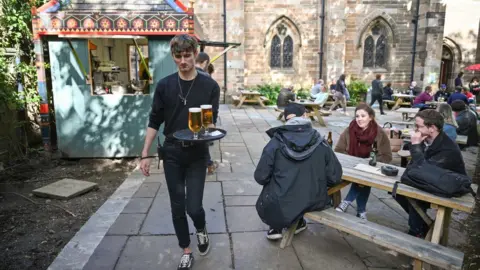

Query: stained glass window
[283,36,293,68]
[363,36,374,68]
[375,35,387,68]
[270,35,281,68]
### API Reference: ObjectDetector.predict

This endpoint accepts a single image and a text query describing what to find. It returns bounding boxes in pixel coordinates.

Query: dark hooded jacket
[254,118,343,229]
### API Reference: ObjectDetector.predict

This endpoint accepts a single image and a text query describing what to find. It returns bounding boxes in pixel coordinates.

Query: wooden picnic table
[391,93,415,110]
[281,152,475,270]
[235,90,267,108]
[291,100,329,127]
[394,107,419,121]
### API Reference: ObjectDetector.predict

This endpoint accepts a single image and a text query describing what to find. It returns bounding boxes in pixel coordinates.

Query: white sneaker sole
[266,234,283,240]
[294,225,307,234]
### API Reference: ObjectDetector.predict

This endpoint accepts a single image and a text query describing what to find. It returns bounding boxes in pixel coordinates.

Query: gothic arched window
[283,36,293,68]
[270,35,281,68]
[363,22,389,69]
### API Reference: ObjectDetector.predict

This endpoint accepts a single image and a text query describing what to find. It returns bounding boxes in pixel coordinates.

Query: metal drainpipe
[223,0,227,104]
[319,0,326,80]
[410,0,420,84]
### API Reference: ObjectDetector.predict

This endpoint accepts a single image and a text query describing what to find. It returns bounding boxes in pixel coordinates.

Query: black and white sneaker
[294,218,307,234]
[266,228,283,240]
[196,228,210,256]
[335,200,351,212]
[177,253,194,270]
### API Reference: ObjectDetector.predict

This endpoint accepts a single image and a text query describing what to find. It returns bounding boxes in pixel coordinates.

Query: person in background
[409,81,421,96]
[437,103,458,141]
[255,103,343,240]
[413,86,433,109]
[455,72,464,87]
[382,82,393,101]
[469,77,480,98]
[334,103,392,219]
[395,109,466,238]
[447,86,469,105]
[277,85,296,110]
[461,86,475,104]
[451,100,479,148]
[310,79,330,106]
[329,74,348,115]
[370,74,386,115]
[434,84,449,101]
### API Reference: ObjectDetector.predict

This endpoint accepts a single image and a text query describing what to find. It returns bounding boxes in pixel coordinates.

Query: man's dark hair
[207,63,214,75]
[425,85,432,93]
[415,109,444,131]
[455,86,462,92]
[196,52,210,64]
[386,82,392,87]
[170,34,198,54]
[458,72,464,78]
[451,100,467,112]
[375,74,381,80]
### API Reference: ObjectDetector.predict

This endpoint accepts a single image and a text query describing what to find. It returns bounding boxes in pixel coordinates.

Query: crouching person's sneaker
[196,228,210,256]
[335,200,351,212]
[178,253,194,270]
[266,228,283,240]
[294,218,307,234]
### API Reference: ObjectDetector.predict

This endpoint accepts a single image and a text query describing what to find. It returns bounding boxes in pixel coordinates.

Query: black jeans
[163,140,209,248]
[370,94,384,114]
[395,195,429,236]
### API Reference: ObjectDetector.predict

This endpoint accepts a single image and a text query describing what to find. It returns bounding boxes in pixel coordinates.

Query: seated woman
[437,103,458,141]
[310,80,330,106]
[382,82,393,101]
[451,100,479,148]
[334,103,392,219]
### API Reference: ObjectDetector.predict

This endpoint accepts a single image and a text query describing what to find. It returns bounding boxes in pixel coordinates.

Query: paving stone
[378,198,409,219]
[225,195,258,206]
[292,224,368,270]
[226,206,268,232]
[143,173,165,183]
[115,234,232,270]
[83,236,128,270]
[230,162,256,173]
[216,162,232,173]
[134,183,161,198]
[342,233,410,268]
[205,173,217,181]
[140,182,226,234]
[358,195,408,231]
[107,214,145,235]
[217,172,255,181]
[232,232,302,269]
[122,198,154,214]
[32,178,98,199]
[222,180,262,196]
[220,142,246,147]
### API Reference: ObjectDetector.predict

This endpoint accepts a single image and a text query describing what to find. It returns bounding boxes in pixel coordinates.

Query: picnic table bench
[280,153,475,270]
[233,90,269,108]
[391,93,415,110]
[394,107,419,121]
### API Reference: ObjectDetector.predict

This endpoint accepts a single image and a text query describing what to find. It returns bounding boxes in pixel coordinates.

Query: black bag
[400,161,476,198]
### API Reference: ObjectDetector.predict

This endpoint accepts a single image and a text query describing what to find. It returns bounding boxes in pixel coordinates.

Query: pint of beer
[188,108,202,139]
[201,104,213,135]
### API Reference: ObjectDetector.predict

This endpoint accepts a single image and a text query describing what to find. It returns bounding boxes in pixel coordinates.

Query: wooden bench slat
[231,95,240,101]
[305,209,463,270]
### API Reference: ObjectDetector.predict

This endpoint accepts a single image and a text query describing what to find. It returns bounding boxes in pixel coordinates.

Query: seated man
[382,82,394,101]
[276,85,296,110]
[395,109,467,238]
[447,86,469,105]
[254,103,343,240]
[434,84,449,101]
[413,86,433,109]
[451,100,479,148]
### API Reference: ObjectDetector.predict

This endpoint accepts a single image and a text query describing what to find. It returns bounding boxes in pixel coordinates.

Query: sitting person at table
[447,86,468,105]
[461,86,475,104]
[437,103,458,141]
[412,86,433,109]
[255,103,343,240]
[451,100,479,148]
[434,84,449,101]
[395,109,466,238]
[276,85,296,110]
[334,103,392,219]
[310,79,330,105]
[382,82,393,101]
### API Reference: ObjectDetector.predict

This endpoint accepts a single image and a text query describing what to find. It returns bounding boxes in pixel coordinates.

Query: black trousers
[370,94,384,114]
[395,195,429,236]
[163,140,208,248]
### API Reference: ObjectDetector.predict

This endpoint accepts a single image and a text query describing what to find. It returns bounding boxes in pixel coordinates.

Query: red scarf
[348,120,378,158]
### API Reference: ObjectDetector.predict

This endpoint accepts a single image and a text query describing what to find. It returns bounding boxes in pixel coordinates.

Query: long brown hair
[355,103,376,121]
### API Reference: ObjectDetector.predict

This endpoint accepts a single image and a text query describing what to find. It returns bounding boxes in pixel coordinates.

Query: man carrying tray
[139,34,220,270]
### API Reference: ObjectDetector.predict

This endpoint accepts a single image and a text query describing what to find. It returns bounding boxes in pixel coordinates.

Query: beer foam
[189,108,201,112]
[201,104,212,109]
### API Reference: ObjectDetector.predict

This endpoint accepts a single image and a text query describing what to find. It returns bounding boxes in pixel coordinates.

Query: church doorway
[439,45,454,88]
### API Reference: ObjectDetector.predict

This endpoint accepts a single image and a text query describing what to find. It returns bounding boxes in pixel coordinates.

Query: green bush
[347,80,369,105]
[296,88,309,100]
[255,83,282,105]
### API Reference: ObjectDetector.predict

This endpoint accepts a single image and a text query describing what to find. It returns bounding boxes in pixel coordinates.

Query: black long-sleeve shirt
[148,72,220,137]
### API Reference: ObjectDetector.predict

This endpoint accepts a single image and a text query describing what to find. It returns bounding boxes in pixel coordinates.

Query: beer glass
[188,108,202,139]
[201,104,213,136]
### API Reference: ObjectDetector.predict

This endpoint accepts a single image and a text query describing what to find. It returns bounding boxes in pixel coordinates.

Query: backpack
[395,160,476,198]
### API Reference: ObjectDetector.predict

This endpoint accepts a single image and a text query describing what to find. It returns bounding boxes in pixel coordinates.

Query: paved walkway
[48,105,477,270]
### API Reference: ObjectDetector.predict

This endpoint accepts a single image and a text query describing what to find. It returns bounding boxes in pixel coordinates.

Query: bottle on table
[327,131,333,148]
